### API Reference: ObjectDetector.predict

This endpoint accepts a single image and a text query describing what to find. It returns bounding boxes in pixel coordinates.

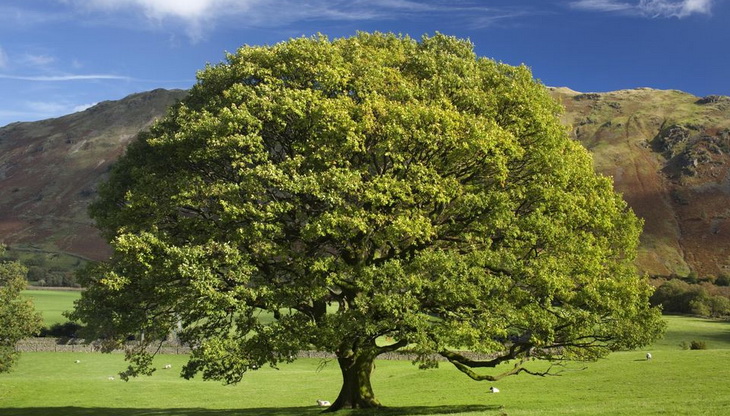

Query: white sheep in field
[163,364,172,369]
[316,400,331,407]
[108,376,115,381]
[646,352,652,360]
[74,360,81,364]
[490,387,500,393]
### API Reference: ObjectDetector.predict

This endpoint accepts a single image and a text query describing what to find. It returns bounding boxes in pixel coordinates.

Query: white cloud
[638,0,713,17]
[570,0,633,12]
[73,0,247,20]
[0,100,100,124]
[73,102,98,112]
[20,54,56,67]
[0,5,67,27]
[571,0,714,17]
[58,0,527,40]
[61,0,256,41]
[63,0,257,25]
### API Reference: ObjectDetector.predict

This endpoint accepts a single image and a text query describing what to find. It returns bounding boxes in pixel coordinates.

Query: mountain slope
[1,86,729,277]
[552,87,730,276]
[0,89,187,260]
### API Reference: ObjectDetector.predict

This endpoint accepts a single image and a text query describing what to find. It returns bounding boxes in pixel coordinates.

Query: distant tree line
[650,274,730,318]
[0,250,81,287]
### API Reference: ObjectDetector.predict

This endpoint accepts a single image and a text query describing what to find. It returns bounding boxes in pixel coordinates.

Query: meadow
[3,292,729,416]
[22,289,82,327]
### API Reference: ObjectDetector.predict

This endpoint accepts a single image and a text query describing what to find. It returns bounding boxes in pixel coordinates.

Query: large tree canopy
[72,33,664,410]
[0,248,42,373]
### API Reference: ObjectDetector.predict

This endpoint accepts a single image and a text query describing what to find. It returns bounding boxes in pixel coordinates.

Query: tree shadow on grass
[0,405,500,416]
[338,404,501,415]
[666,319,730,348]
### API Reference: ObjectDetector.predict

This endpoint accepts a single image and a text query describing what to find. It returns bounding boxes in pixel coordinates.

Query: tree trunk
[324,350,381,411]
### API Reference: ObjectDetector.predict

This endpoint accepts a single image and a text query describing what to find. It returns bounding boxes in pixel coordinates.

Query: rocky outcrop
[552,87,730,277]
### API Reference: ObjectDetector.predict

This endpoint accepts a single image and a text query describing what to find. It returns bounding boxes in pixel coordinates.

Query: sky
[0,0,728,127]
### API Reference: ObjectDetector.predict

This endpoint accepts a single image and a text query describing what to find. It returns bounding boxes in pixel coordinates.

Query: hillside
[0,89,187,261]
[551,87,730,277]
[1,86,729,277]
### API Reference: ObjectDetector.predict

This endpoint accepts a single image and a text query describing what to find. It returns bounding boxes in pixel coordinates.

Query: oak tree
[72,33,664,410]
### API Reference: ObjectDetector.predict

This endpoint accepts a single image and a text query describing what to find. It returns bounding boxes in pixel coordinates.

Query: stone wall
[15,338,191,355]
[16,338,496,362]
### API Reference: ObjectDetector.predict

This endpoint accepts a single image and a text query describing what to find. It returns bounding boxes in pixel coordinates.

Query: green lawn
[1,313,729,415]
[21,289,82,327]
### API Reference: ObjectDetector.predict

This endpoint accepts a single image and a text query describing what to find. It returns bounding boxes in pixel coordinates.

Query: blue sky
[0,0,727,127]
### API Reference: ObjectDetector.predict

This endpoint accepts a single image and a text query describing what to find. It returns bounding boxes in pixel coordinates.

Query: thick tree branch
[376,339,409,355]
[445,353,555,382]
[439,342,531,370]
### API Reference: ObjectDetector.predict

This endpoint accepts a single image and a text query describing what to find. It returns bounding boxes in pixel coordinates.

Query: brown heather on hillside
[1,87,729,277]
[0,89,187,261]
[551,87,730,277]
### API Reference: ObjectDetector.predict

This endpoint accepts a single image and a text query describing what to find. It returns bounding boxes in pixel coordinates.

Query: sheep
[108,376,115,381]
[490,387,500,393]
[646,352,652,360]
[74,360,81,364]
[316,400,331,407]
[163,364,172,369]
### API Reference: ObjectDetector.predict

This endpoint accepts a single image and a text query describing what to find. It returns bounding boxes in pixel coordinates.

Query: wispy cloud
[570,0,715,17]
[0,101,79,122]
[0,5,67,27]
[61,0,255,41]
[639,0,713,17]
[20,54,56,67]
[0,74,131,81]
[68,0,251,21]
[0,46,7,69]
[58,0,530,40]
[72,102,98,112]
[570,0,633,12]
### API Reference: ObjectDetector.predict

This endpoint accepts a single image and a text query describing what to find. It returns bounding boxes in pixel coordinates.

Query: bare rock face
[552,87,730,277]
[654,125,691,156]
[696,95,730,106]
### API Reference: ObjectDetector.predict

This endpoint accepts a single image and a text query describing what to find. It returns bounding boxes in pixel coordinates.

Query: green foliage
[7,248,85,287]
[72,32,664,408]
[26,266,47,282]
[685,271,699,284]
[0,248,43,373]
[38,322,83,339]
[679,340,709,350]
[716,273,730,287]
[650,279,730,318]
[690,340,708,350]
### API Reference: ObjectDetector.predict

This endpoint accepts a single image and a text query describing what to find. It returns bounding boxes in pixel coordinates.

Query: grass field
[22,289,82,327]
[3,292,730,415]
